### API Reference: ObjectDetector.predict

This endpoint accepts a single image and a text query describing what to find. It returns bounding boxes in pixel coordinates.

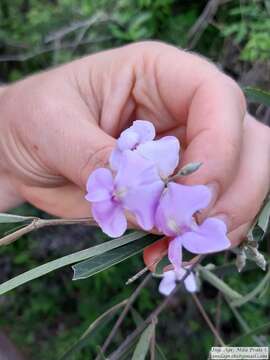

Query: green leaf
[131,308,167,360]
[244,87,270,107]
[257,198,270,233]
[0,231,146,295]
[73,235,158,280]
[60,299,128,359]
[229,321,270,345]
[226,299,264,346]
[0,213,35,223]
[198,266,243,301]
[231,267,270,307]
[131,323,155,360]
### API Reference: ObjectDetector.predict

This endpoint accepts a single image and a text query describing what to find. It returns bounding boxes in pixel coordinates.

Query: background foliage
[0,1,270,359]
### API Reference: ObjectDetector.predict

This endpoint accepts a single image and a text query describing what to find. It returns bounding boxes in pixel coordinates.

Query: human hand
[0,42,269,246]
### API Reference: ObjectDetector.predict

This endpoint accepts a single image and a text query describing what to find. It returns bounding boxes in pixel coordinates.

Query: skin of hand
[0,41,269,247]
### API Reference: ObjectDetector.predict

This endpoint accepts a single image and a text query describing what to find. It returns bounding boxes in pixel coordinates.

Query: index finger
[154,45,246,197]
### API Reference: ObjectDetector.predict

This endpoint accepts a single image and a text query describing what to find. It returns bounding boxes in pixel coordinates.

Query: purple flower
[137,136,180,179]
[159,267,198,296]
[110,120,155,171]
[110,121,180,179]
[86,150,164,237]
[155,182,230,272]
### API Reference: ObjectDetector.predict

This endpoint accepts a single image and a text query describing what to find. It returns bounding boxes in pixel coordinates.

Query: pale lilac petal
[114,151,164,230]
[181,217,230,254]
[137,136,180,178]
[155,182,212,235]
[184,273,198,293]
[174,267,198,293]
[110,120,156,171]
[109,148,124,171]
[131,120,155,143]
[85,168,114,202]
[117,129,139,151]
[168,236,182,272]
[115,150,163,191]
[123,182,164,230]
[92,200,127,237]
[117,120,155,151]
[155,189,176,236]
[158,270,177,296]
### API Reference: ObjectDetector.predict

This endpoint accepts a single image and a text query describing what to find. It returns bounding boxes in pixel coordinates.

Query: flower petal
[158,270,177,296]
[85,168,114,202]
[124,182,164,230]
[183,273,198,293]
[117,120,155,151]
[114,151,164,229]
[137,136,180,178]
[109,148,124,171]
[168,236,182,272]
[115,150,162,189]
[117,129,140,151]
[181,217,230,254]
[131,120,155,143]
[155,182,212,235]
[110,120,156,171]
[92,200,127,238]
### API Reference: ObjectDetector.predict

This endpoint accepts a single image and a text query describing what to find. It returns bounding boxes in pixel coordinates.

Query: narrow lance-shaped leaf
[244,87,270,107]
[73,235,159,280]
[131,323,155,360]
[229,321,270,346]
[198,265,243,301]
[0,231,147,295]
[231,267,270,307]
[0,213,36,223]
[131,308,167,360]
[257,198,270,234]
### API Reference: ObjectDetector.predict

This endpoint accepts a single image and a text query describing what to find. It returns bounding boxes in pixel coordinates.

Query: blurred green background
[0,1,270,359]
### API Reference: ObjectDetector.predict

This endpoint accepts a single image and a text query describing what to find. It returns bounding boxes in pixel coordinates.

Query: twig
[0,37,113,63]
[126,249,168,285]
[0,217,95,246]
[44,13,109,43]
[214,251,229,345]
[126,266,149,285]
[108,255,205,360]
[96,273,152,360]
[192,293,226,346]
[187,0,232,49]
[150,319,156,360]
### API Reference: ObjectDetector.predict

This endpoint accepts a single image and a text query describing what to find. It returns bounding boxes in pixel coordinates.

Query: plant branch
[187,0,232,49]
[0,217,95,246]
[108,255,205,360]
[0,37,112,63]
[150,319,156,360]
[192,293,226,347]
[214,251,229,345]
[96,273,152,359]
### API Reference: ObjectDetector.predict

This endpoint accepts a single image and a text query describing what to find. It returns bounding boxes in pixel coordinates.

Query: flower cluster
[85,120,230,295]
